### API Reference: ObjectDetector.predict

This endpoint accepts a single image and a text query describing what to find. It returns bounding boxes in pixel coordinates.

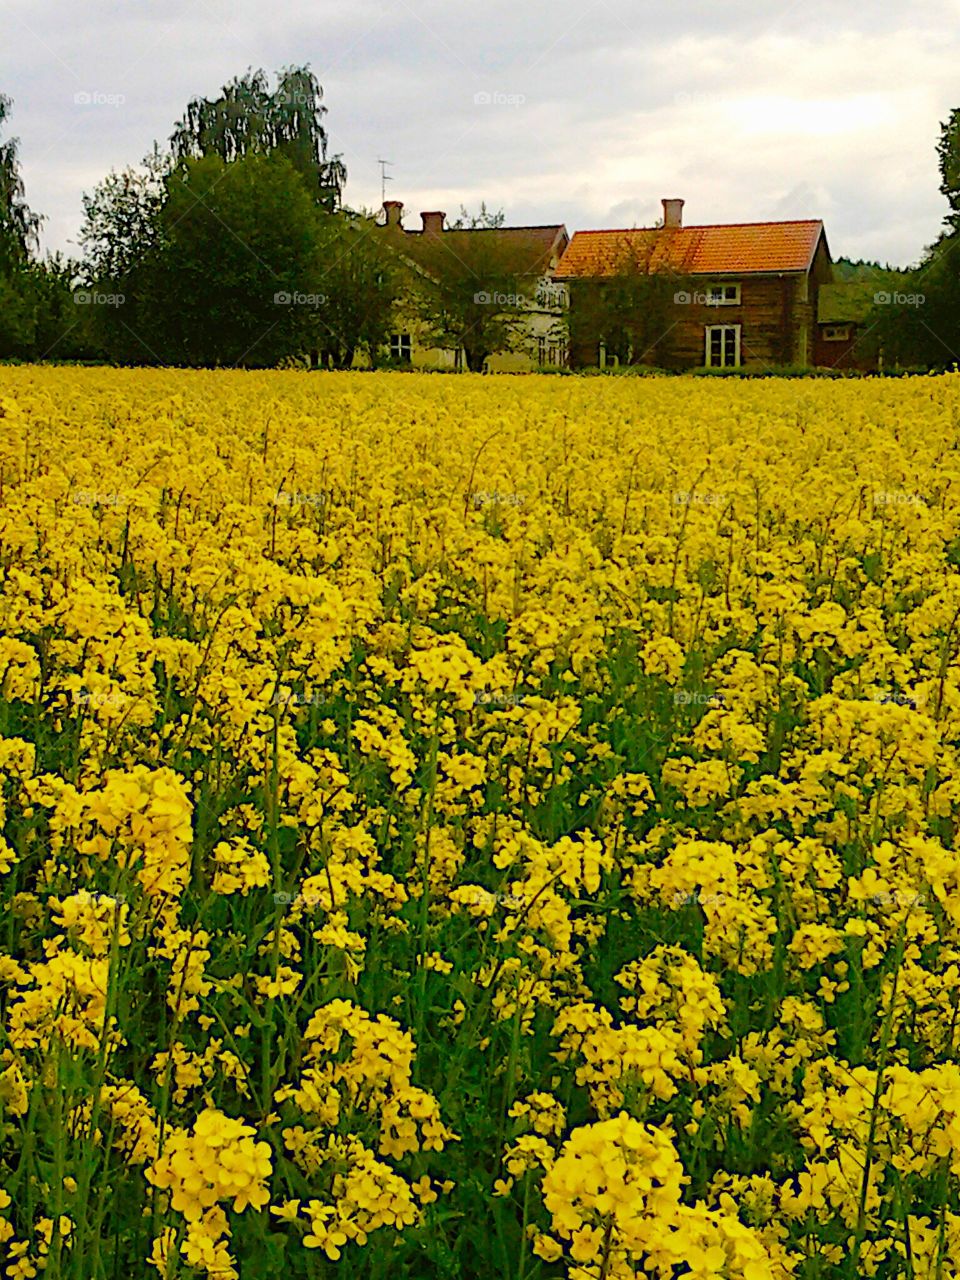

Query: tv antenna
[377,158,393,204]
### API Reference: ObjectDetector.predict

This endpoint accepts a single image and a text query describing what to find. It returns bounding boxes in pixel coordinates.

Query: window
[538,338,566,367]
[704,325,741,368]
[823,324,852,342]
[705,283,741,306]
[389,333,412,363]
[535,281,567,310]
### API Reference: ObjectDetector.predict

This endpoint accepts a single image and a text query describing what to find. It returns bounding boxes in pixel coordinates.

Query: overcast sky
[4,0,959,267]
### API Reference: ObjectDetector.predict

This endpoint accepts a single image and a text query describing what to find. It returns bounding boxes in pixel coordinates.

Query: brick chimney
[383,199,403,227]
[421,210,446,235]
[662,198,684,229]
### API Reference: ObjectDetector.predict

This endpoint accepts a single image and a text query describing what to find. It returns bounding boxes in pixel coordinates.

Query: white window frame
[539,339,563,367]
[704,324,741,368]
[599,341,619,370]
[705,283,741,306]
[389,333,412,362]
[822,324,852,342]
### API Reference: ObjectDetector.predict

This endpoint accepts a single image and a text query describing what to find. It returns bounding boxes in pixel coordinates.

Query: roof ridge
[404,223,566,233]
[569,219,822,236]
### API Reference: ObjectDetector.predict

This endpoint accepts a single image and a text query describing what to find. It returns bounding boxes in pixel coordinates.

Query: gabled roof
[395,224,569,274]
[554,220,825,279]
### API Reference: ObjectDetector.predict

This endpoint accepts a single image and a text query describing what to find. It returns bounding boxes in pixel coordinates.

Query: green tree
[148,153,323,367]
[309,212,401,369]
[0,271,34,358]
[77,148,167,362]
[0,93,42,358]
[449,202,505,230]
[938,108,960,235]
[28,254,98,362]
[79,146,166,286]
[567,236,691,369]
[170,67,345,212]
[867,243,959,370]
[868,112,960,370]
[0,93,40,274]
[410,223,543,371]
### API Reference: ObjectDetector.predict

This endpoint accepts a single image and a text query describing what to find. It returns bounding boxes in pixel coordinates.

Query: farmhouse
[380,200,569,370]
[553,198,834,371]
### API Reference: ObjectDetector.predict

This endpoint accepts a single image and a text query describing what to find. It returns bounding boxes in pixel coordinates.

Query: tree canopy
[170,67,345,212]
[409,224,548,371]
[149,153,326,367]
[0,93,40,273]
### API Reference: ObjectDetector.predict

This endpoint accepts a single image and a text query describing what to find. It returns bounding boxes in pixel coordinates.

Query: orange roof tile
[554,220,824,279]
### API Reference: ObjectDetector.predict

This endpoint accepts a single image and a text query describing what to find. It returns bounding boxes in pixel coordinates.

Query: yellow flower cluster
[4,367,960,1275]
[146,1109,272,1276]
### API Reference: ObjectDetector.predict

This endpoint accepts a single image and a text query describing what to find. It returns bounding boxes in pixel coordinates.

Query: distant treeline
[0,68,539,370]
[3,76,960,370]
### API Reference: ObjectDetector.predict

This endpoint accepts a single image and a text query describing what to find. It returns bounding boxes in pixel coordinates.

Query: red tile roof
[554,220,825,279]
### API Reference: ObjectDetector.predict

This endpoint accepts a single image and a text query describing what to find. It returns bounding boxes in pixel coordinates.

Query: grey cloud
[3,0,959,268]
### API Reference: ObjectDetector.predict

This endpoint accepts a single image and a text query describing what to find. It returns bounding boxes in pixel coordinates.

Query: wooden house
[553,199,834,371]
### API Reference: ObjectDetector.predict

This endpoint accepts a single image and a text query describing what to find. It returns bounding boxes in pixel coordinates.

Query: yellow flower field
[1,365,960,1278]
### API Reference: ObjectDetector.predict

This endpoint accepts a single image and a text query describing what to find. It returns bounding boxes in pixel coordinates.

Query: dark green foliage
[148,153,326,368]
[0,93,40,275]
[410,220,549,372]
[170,66,345,213]
[310,213,402,369]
